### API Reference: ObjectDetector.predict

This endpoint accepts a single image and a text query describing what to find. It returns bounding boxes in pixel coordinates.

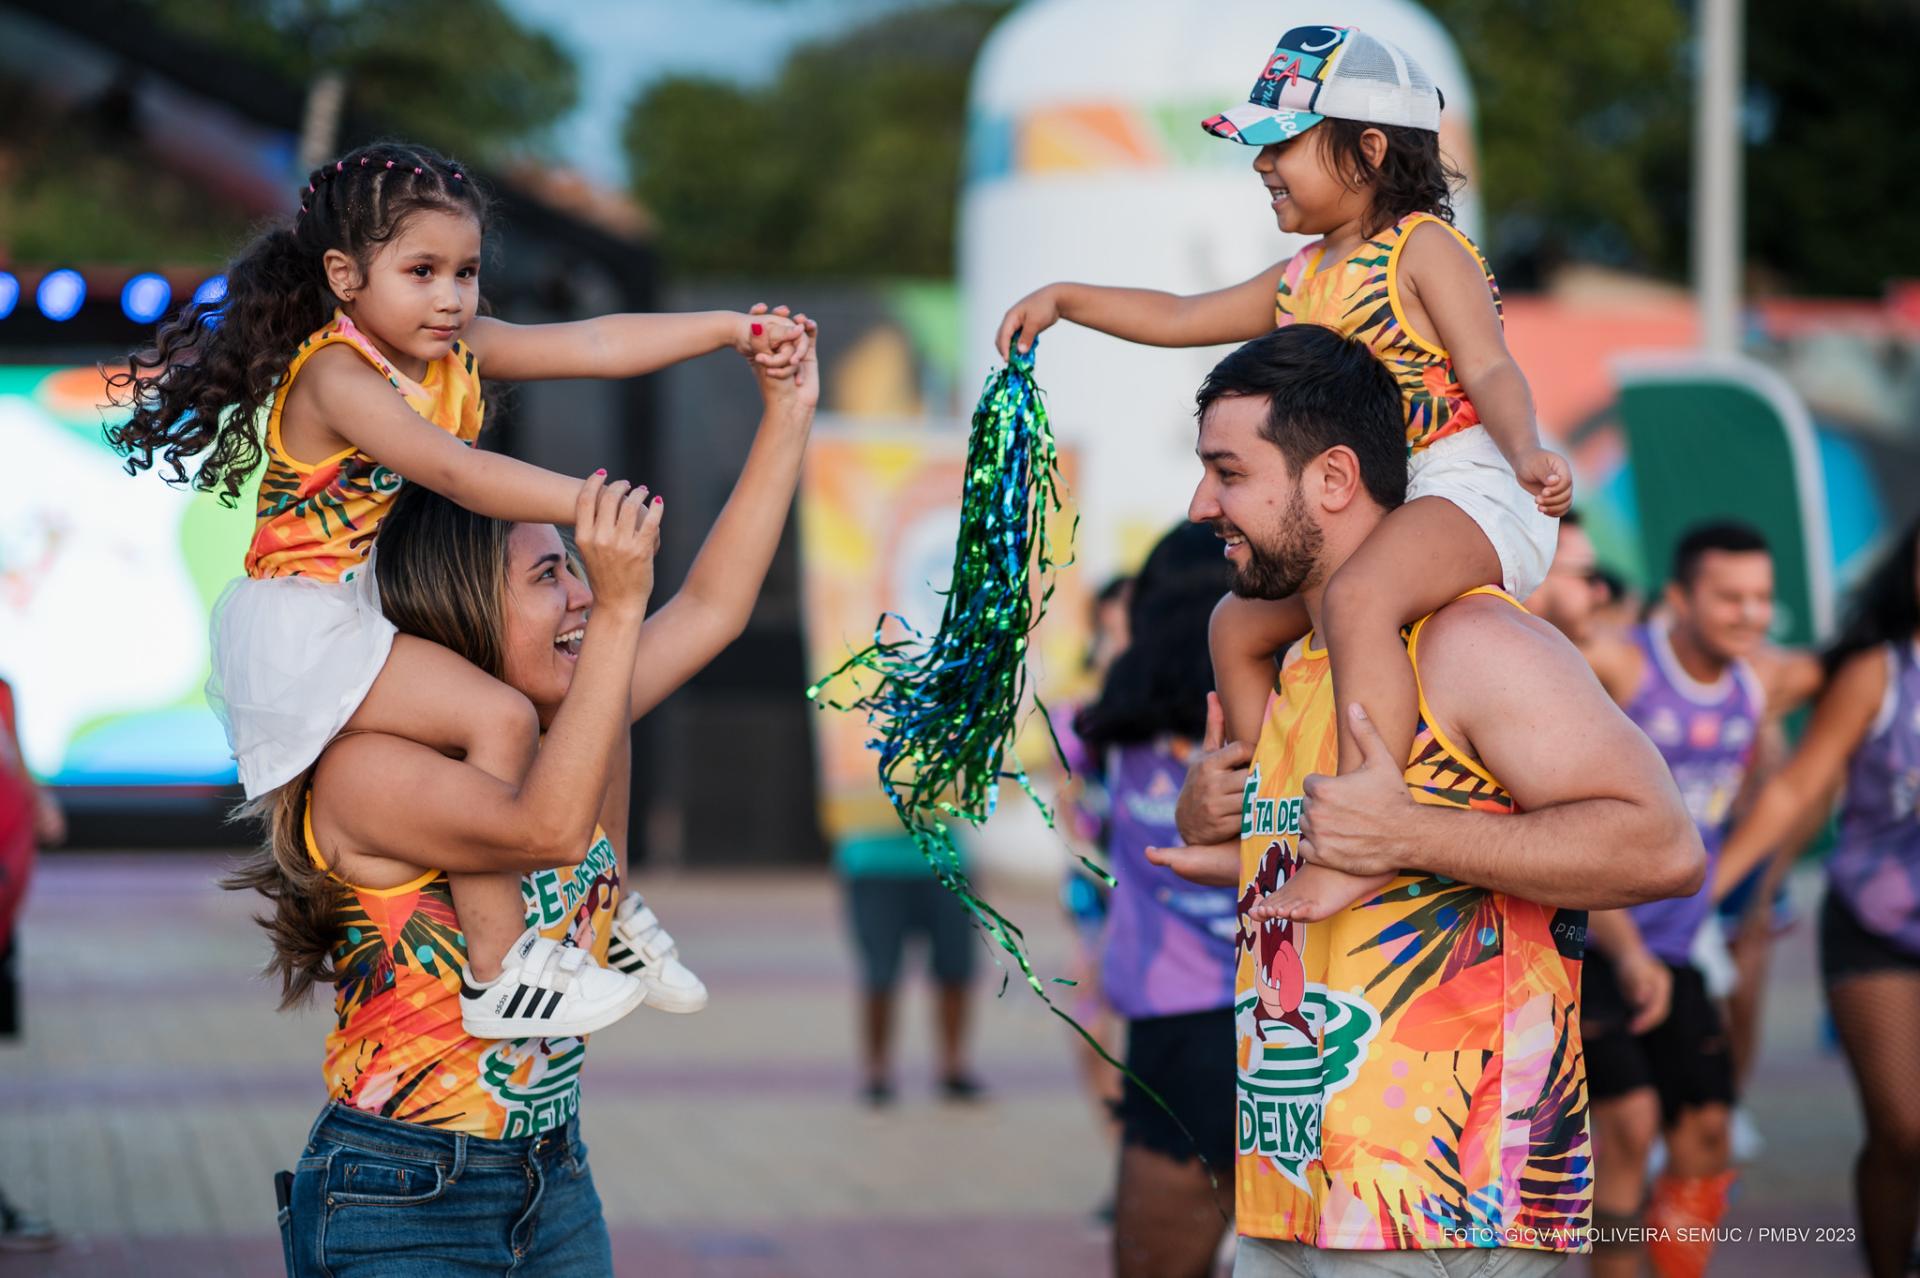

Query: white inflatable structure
[959,0,1480,580]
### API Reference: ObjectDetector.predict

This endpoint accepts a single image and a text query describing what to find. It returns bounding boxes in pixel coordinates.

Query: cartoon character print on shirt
[475,832,622,1137]
[1238,841,1311,1041]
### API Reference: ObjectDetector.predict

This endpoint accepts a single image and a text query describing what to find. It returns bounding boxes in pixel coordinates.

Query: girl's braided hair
[106,142,490,505]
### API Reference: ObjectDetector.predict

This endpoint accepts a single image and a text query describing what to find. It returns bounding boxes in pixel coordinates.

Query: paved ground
[0,855,1874,1276]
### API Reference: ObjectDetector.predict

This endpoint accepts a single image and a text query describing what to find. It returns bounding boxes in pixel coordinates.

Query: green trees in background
[623,1,1010,278]
[1743,0,1920,298]
[622,0,1920,297]
[140,0,579,165]
[0,0,579,264]
[1419,0,1691,282]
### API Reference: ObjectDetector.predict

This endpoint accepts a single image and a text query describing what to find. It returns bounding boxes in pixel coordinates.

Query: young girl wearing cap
[110,141,810,1038]
[996,24,1568,923]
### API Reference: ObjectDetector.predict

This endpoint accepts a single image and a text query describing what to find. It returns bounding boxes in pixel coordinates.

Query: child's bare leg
[1211,594,1311,742]
[346,636,540,980]
[1301,498,1502,914]
[1320,496,1502,774]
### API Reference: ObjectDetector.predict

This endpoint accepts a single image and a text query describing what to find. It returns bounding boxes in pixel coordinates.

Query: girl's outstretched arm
[1402,222,1570,517]
[623,317,819,720]
[301,344,592,525]
[463,310,805,382]
[995,261,1288,359]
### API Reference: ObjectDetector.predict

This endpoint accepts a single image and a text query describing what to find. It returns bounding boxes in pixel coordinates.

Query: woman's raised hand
[752,307,819,410]
[572,471,664,620]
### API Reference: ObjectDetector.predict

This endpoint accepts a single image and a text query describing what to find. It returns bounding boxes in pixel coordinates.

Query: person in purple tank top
[1577,522,1779,1278]
[1715,517,1920,1278]
[1073,523,1239,1278]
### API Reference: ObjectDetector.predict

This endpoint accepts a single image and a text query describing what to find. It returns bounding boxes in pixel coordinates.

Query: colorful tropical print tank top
[1829,642,1920,956]
[1273,212,1500,452]
[1235,588,1590,1251]
[312,802,622,1139]
[245,313,484,583]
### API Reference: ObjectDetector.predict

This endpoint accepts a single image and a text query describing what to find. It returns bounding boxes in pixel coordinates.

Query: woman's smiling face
[499,522,594,720]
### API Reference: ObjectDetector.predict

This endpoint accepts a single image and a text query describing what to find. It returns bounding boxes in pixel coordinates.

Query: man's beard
[1228,487,1323,600]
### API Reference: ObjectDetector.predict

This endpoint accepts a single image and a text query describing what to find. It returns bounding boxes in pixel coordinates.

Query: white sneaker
[609,892,709,1013]
[460,928,647,1039]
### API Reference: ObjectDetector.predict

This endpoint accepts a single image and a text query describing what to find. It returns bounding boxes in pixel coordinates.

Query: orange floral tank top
[245,313,484,583]
[1274,212,1500,452]
[310,802,621,1139]
[1234,588,1590,1251]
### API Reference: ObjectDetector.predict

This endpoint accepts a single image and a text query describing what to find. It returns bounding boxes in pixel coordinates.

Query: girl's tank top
[246,313,484,584]
[308,798,622,1139]
[1274,211,1500,452]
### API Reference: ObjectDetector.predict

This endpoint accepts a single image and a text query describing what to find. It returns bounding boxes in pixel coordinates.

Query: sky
[505,0,938,187]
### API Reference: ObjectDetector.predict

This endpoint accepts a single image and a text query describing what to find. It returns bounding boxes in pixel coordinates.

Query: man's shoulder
[1415,594,1587,704]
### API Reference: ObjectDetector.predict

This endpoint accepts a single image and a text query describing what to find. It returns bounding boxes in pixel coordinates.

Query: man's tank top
[246,313,484,584]
[1829,641,1920,956]
[1273,211,1499,452]
[1620,620,1764,963]
[311,801,621,1139]
[1234,588,1589,1251]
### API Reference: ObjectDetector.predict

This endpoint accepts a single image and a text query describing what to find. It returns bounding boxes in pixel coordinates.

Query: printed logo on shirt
[478,1036,587,1139]
[1235,984,1381,1189]
[522,834,618,929]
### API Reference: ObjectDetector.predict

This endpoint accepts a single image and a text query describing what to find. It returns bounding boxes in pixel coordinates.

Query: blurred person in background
[0,672,65,1253]
[1711,518,1920,1278]
[1074,524,1239,1278]
[837,822,985,1106]
[1574,522,1813,1278]
[1592,566,1647,633]
[1053,574,1136,1192]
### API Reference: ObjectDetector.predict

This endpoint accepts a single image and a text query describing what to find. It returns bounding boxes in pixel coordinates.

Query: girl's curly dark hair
[1316,117,1464,236]
[105,141,491,505]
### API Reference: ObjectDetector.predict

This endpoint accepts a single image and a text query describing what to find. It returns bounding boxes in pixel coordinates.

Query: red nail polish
[750,323,763,336]
[594,468,606,476]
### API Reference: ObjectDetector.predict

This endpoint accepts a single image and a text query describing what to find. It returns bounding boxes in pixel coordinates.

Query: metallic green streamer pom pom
[806,339,1071,997]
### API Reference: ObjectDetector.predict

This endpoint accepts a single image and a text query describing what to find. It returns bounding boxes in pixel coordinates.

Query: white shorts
[1406,426,1559,600]
[206,566,395,798]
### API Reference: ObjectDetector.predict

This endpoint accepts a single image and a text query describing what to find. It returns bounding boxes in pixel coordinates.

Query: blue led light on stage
[121,273,173,325]
[191,274,228,327]
[36,269,86,322]
[0,272,17,320]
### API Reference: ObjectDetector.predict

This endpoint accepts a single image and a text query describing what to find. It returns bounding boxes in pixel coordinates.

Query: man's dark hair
[1195,324,1407,510]
[1672,520,1770,587]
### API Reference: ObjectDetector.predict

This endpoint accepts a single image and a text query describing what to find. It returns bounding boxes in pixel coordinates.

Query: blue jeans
[279,1103,613,1277]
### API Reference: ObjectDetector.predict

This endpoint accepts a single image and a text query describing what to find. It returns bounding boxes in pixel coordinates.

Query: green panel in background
[1615,356,1833,647]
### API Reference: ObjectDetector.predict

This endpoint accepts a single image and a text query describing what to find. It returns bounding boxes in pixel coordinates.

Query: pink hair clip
[452,172,464,181]
[335,160,344,171]
[413,166,422,175]
[307,183,314,192]
[360,156,369,165]
[386,160,395,169]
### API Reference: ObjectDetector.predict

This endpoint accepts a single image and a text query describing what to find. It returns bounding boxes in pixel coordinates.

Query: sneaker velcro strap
[625,906,679,963]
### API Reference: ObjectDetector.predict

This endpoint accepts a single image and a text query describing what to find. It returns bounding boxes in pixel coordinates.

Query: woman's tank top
[1828,642,1920,956]
[309,800,622,1139]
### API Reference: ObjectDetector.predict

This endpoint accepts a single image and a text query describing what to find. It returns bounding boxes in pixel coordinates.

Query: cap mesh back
[1337,32,1405,86]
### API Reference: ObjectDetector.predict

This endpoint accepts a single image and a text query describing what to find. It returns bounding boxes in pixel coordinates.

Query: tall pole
[1694,0,1743,355]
